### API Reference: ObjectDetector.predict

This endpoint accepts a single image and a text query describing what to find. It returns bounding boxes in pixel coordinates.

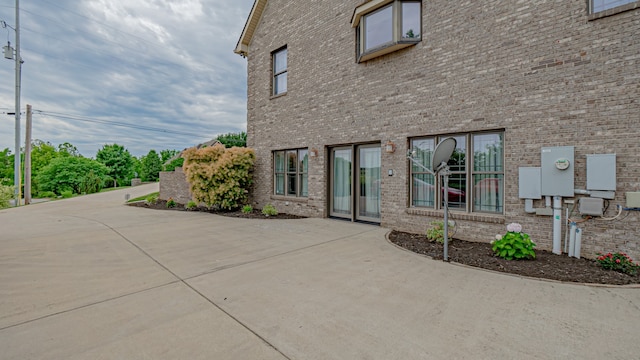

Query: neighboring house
[235,0,640,259]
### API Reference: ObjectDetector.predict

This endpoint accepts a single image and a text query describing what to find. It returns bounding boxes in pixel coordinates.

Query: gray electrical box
[541,146,575,197]
[586,154,616,191]
[519,167,541,199]
[579,197,604,216]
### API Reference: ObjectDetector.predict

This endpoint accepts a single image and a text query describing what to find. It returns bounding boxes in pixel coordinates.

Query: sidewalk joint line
[69,215,293,360]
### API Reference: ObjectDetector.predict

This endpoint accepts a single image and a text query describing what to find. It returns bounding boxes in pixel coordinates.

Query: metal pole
[24,104,31,205]
[13,0,21,206]
[443,172,449,262]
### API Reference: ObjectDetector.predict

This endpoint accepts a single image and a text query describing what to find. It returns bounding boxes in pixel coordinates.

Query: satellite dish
[431,137,457,173]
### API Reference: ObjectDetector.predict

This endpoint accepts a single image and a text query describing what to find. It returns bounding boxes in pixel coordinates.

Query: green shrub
[426,220,454,244]
[182,144,255,210]
[261,204,278,216]
[145,193,158,204]
[36,156,108,195]
[596,252,639,275]
[61,190,73,198]
[492,223,536,260]
[79,170,104,194]
[0,184,13,209]
[185,200,197,210]
[37,191,57,199]
[166,197,176,208]
[242,204,253,213]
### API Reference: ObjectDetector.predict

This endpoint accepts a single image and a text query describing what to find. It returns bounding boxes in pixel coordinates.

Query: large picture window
[352,0,421,62]
[274,149,307,197]
[272,47,287,96]
[410,132,504,214]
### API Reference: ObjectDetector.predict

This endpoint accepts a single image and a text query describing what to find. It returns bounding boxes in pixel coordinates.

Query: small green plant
[261,204,278,216]
[166,197,176,208]
[145,193,158,204]
[242,204,253,214]
[185,200,197,210]
[37,191,57,199]
[492,223,536,260]
[426,220,454,244]
[596,252,639,276]
[61,190,73,199]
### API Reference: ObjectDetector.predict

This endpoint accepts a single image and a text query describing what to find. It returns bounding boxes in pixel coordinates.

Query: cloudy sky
[0,0,254,157]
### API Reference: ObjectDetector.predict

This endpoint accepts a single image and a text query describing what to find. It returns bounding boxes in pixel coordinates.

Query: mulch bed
[128,200,638,285]
[127,199,305,219]
[389,231,640,286]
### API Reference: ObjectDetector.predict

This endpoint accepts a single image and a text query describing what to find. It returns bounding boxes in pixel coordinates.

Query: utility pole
[24,104,31,205]
[13,0,22,206]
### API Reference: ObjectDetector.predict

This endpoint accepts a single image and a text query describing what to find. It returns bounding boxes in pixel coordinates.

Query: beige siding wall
[244,0,640,259]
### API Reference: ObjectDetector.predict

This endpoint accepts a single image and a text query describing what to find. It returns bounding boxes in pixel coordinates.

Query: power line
[34,110,213,139]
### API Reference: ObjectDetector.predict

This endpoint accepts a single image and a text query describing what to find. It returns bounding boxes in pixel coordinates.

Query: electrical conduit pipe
[552,196,562,255]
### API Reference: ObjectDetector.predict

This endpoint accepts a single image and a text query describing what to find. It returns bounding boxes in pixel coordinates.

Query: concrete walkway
[1,183,638,359]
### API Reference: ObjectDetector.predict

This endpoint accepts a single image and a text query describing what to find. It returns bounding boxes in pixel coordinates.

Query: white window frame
[351,0,422,63]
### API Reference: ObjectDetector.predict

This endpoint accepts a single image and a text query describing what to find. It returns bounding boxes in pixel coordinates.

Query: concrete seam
[0,280,181,331]
[70,215,294,360]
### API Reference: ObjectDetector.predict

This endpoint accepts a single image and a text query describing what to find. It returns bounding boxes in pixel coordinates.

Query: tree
[95,144,134,187]
[36,156,108,195]
[140,149,162,182]
[0,148,13,186]
[216,131,247,148]
[57,142,82,157]
[160,149,183,172]
[30,140,59,194]
[160,149,179,163]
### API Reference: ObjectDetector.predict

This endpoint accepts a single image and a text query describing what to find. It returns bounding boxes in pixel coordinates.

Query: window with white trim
[274,149,308,197]
[352,0,421,62]
[272,47,287,96]
[590,0,636,13]
[409,132,504,214]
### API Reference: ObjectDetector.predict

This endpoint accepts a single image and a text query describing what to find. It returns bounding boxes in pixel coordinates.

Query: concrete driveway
[1,183,639,359]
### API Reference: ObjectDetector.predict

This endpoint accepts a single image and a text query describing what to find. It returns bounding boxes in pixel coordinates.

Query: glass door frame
[328,143,381,223]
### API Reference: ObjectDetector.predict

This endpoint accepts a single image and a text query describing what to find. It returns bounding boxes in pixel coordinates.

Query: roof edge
[234,0,267,57]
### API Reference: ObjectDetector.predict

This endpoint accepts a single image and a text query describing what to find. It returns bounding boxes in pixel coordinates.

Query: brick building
[235,0,640,260]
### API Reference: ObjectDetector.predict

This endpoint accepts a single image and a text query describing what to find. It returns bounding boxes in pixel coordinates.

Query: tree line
[0,132,246,198]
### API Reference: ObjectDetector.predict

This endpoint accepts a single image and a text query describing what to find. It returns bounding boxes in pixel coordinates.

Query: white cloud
[0,0,253,157]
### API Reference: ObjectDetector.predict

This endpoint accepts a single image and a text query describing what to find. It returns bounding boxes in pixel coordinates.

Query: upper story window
[409,132,504,214]
[590,0,636,13]
[351,0,421,63]
[272,46,287,96]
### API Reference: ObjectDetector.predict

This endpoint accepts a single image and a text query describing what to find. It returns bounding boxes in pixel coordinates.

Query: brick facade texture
[243,0,640,260]
[159,167,192,205]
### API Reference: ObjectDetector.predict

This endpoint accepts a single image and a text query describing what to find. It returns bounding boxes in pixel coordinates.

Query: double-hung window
[274,149,308,197]
[409,132,504,214]
[272,47,287,96]
[590,0,636,13]
[352,0,421,62]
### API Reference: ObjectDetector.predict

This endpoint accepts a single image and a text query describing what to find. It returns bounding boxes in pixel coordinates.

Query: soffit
[234,0,268,57]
